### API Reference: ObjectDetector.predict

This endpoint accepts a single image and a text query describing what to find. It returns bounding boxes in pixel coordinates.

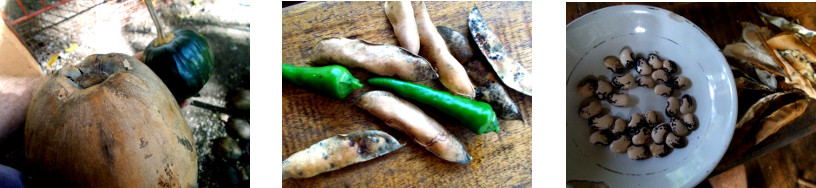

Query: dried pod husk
[467,5,531,96]
[436,25,472,64]
[767,32,816,64]
[357,91,469,163]
[437,25,522,119]
[778,49,816,85]
[736,76,774,94]
[384,1,420,54]
[311,37,438,82]
[772,47,816,99]
[736,90,807,129]
[755,99,808,144]
[728,57,779,90]
[282,130,403,179]
[475,84,522,119]
[722,42,784,77]
[418,17,479,97]
[754,68,779,90]
[742,22,771,53]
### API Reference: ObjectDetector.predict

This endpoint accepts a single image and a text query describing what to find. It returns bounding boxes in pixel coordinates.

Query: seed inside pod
[670,118,689,136]
[648,53,662,69]
[663,60,678,73]
[666,132,685,148]
[636,76,655,88]
[680,94,695,114]
[651,69,669,83]
[650,143,670,157]
[604,56,625,73]
[682,113,698,131]
[610,135,631,153]
[666,96,680,117]
[645,110,660,126]
[611,118,627,135]
[627,145,649,160]
[590,114,614,131]
[595,79,613,100]
[579,99,602,119]
[607,93,629,107]
[631,127,652,145]
[654,84,673,96]
[590,131,612,145]
[612,73,635,90]
[619,47,636,69]
[636,58,653,76]
[628,113,645,129]
[577,78,597,97]
[668,76,690,90]
[651,123,669,144]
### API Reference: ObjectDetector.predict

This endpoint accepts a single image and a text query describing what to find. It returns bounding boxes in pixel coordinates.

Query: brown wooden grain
[282,1,531,187]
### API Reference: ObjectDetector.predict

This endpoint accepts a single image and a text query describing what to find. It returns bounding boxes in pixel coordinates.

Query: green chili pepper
[283,63,364,99]
[368,77,499,134]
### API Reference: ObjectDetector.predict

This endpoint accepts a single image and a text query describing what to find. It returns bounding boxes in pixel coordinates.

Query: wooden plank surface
[0,18,40,77]
[282,1,532,187]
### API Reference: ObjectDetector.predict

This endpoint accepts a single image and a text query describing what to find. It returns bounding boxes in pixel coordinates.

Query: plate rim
[565,4,738,187]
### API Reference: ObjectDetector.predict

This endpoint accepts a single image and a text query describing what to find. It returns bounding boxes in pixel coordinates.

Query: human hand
[0,76,43,145]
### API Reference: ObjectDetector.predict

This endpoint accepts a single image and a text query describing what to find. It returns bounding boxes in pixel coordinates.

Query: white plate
[566,5,737,188]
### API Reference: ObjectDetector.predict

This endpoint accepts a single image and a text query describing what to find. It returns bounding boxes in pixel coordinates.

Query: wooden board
[282,1,532,187]
[0,18,40,77]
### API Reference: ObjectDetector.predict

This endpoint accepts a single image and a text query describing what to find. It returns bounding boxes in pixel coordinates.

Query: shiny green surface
[144,29,214,102]
[368,77,499,134]
[282,64,363,99]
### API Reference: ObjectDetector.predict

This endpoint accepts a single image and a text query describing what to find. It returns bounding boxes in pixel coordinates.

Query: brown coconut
[25,53,197,187]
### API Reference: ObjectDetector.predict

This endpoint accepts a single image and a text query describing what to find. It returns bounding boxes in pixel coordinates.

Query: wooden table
[569,2,816,186]
[282,2,532,187]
